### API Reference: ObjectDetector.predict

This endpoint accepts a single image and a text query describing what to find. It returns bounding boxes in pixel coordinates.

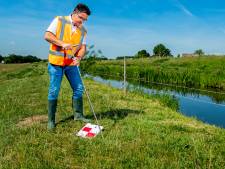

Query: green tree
[0,54,3,62]
[4,54,41,63]
[135,49,150,58]
[153,44,172,57]
[194,49,204,56]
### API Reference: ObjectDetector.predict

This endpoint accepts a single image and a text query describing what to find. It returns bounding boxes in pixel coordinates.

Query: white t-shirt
[46,15,87,45]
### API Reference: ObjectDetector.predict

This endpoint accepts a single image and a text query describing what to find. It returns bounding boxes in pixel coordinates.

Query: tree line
[84,43,206,60]
[0,44,206,63]
[84,44,171,60]
[0,54,42,64]
[116,43,206,59]
[125,43,172,59]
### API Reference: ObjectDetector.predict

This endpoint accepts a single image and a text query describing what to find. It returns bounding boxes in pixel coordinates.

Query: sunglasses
[76,13,87,22]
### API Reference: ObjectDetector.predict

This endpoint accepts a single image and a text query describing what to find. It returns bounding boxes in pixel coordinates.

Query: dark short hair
[73,3,91,15]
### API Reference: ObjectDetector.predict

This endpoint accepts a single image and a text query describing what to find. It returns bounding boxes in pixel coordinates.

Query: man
[44,3,91,130]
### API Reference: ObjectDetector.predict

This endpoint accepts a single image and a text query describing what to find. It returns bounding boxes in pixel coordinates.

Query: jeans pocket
[48,63,61,75]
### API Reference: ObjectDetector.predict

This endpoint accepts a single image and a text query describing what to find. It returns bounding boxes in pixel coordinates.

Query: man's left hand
[72,57,81,65]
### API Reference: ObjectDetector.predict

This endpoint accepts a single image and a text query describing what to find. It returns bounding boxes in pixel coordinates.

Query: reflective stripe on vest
[49,50,74,59]
[58,16,70,40]
[72,28,84,55]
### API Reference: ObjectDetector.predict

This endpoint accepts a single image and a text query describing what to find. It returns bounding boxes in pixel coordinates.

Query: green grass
[0,63,225,169]
[81,56,225,90]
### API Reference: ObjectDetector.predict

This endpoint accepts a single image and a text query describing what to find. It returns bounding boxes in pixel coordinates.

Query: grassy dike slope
[0,63,225,169]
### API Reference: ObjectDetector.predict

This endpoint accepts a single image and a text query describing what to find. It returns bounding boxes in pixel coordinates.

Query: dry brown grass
[0,63,30,72]
[16,115,47,128]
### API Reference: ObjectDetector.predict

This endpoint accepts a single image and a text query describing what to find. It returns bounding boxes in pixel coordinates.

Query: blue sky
[1,0,225,59]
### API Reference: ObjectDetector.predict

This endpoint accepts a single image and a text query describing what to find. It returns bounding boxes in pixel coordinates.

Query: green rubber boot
[73,98,90,123]
[48,100,57,130]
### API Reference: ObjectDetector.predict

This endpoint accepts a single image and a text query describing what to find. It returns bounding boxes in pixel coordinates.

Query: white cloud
[174,0,194,17]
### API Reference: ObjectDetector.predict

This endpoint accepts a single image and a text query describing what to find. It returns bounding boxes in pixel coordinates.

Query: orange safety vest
[48,16,86,66]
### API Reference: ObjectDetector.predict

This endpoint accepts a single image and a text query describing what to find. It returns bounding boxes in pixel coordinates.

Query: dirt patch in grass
[17,115,47,128]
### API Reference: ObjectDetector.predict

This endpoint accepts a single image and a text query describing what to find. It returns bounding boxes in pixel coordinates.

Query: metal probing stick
[76,66,103,138]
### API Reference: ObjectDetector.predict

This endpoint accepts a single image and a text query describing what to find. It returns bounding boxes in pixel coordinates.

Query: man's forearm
[44,31,64,47]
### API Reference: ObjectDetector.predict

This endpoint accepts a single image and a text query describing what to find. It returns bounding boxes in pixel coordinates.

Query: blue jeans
[48,63,84,100]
